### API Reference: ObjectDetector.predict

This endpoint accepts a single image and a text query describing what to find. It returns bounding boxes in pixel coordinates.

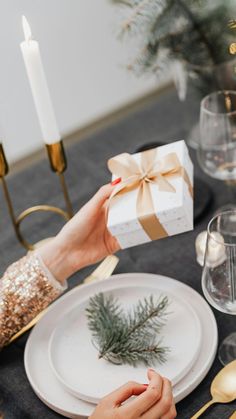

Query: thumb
[105,381,148,406]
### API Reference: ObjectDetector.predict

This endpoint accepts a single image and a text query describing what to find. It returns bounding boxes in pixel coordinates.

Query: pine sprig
[86,293,124,353]
[126,295,169,339]
[86,293,170,367]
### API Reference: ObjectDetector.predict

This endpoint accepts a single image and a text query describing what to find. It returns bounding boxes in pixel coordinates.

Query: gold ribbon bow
[108,148,193,241]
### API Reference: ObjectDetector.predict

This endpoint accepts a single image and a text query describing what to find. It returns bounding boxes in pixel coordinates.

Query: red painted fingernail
[142,384,149,387]
[111,177,121,186]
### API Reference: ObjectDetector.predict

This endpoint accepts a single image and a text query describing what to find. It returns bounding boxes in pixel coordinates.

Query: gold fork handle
[191,399,215,419]
[8,310,46,344]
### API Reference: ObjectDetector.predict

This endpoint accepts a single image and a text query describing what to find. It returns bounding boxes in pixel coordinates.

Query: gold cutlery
[83,255,119,284]
[191,360,236,418]
[8,255,119,345]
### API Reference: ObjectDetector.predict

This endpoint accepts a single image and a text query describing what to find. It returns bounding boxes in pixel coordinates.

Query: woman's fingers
[141,377,175,419]
[121,370,163,417]
[89,372,175,419]
[161,404,177,419]
[73,184,114,227]
[87,184,114,211]
[103,381,148,407]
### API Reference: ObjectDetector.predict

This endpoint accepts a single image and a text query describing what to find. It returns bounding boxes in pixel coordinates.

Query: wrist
[36,237,74,283]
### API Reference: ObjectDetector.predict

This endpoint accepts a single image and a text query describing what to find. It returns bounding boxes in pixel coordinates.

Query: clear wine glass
[202,210,236,365]
[198,90,236,211]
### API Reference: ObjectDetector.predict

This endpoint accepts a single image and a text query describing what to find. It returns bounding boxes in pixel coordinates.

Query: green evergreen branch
[86,293,170,367]
[111,0,235,95]
[100,339,169,366]
[126,295,169,338]
[86,293,124,351]
[176,0,218,64]
[149,0,184,42]
[119,0,166,35]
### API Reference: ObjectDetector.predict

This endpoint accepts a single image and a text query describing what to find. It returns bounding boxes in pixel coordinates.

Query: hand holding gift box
[107,140,193,249]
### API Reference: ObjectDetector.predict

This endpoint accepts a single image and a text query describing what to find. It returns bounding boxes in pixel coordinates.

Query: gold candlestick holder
[0,141,73,251]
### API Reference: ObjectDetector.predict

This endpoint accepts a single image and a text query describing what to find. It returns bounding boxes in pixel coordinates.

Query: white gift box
[107,140,194,249]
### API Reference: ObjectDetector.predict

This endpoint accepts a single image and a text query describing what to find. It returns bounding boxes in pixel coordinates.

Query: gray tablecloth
[0,88,235,419]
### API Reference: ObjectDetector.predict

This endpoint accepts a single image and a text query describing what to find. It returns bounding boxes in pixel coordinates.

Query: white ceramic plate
[48,285,202,404]
[24,273,218,419]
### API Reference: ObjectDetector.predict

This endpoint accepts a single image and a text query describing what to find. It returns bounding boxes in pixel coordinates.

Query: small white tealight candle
[195,230,226,268]
[195,231,208,267]
[20,16,60,144]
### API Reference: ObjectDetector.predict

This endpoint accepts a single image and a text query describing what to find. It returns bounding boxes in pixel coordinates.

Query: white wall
[0,0,158,163]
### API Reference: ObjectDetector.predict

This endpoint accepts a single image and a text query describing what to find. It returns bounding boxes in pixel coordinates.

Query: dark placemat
[0,88,235,419]
[194,177,214,221]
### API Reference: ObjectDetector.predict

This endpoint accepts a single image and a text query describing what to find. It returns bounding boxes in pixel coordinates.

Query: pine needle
[86,293,170,367]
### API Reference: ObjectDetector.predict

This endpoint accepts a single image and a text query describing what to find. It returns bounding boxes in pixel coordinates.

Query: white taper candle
[20,16,60,144]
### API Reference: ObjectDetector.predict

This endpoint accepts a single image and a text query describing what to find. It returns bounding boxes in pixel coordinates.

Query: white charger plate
[48,285,202,404]
[24,273,218,419]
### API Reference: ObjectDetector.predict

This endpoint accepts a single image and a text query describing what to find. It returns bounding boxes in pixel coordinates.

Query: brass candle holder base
[46,141,73,219]
[0,141,73,251]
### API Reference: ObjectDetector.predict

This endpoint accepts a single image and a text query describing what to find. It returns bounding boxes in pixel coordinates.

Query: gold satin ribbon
[108,148,193,241]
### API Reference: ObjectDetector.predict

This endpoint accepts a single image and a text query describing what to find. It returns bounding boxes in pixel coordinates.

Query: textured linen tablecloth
[0,87,235,419]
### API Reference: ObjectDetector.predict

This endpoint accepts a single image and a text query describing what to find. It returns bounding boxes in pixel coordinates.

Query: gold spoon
[191,360,236,419]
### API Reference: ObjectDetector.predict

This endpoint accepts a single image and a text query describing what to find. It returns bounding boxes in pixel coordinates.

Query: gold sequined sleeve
[0,252,67,348]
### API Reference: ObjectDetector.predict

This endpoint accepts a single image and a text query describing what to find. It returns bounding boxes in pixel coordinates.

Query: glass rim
[201,90,236,117]
[207,209,236,247]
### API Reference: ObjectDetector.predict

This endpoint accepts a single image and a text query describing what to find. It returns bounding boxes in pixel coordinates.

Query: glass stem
[228,246,236,303]
[225,180,236,204]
